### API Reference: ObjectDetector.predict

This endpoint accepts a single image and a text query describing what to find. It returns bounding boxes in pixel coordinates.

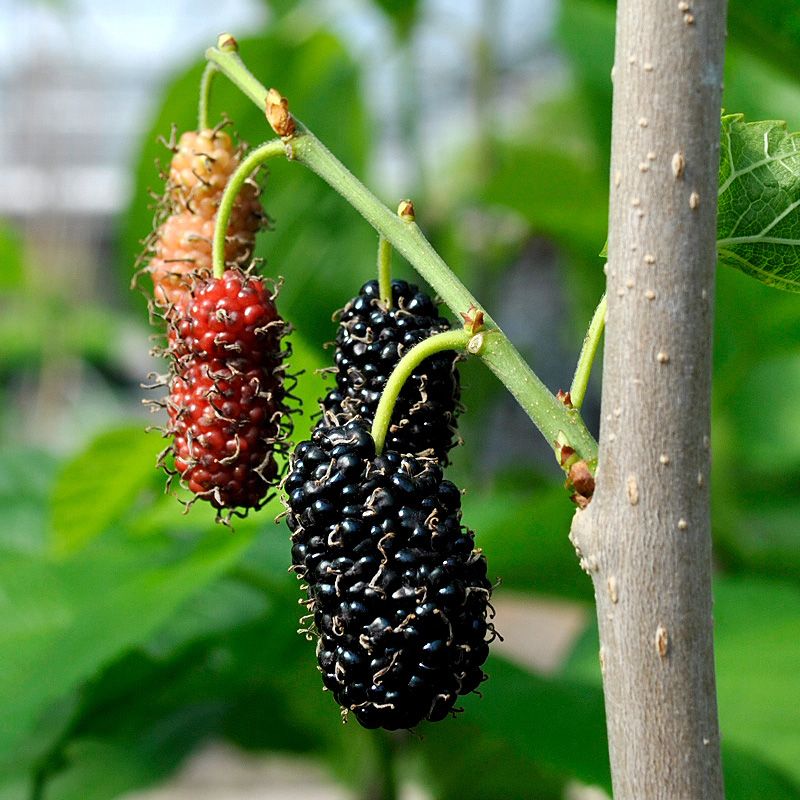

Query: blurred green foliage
[1,1,799,798]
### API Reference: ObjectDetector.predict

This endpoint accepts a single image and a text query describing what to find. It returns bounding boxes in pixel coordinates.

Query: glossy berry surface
[284,420,493,730]
[164,269,289,512]
[171,269,283,361]
[321,280,460,463]
[168,360,281,507]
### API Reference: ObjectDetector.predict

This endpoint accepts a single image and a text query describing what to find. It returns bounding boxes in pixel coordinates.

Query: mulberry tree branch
[205,40,599,470]
[569,1,727,796]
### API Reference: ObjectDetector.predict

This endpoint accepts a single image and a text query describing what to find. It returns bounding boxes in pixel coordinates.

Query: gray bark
[569,1,728,797]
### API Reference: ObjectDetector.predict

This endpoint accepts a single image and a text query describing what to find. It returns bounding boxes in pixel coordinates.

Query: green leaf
[726,0,800,85]
[0,526,255,764]
[0,693,78,792]
[717,114,800,291]
[722,745,800,800]
[0,447,57,556]
[0,224,24,291]
[556,0,615,160]
[725,353,800,475]
[715,495,800,582]
[45,591,370,798]
[479,85,609,259]
[371,0,421,40]
[143,577,270,660]
[482,139,608,255]
[463,484,593,602]
[419,720,566,800]
[0,778,30,800]
[713,577,800,783]
[0,293,136,372]
[42,739,176,800]
[453,655,611,789]
[50,426,162,556]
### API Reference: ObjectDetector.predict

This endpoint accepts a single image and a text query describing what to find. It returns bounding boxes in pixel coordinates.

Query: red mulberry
[164,268,290,513]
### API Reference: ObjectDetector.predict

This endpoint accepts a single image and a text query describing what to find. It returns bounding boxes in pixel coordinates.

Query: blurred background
[1,0,799,798]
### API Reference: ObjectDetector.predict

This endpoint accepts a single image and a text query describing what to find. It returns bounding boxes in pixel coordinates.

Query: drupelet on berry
[321,279,461,464]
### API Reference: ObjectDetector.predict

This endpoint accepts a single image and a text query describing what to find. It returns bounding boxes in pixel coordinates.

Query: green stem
[372,329,472,455]
[377,236,393,307]
[206,44,599,469]
[206,46,269,108]
[372,731,399,800]
[569,293,607,411]
[212,139,286,278]
[198,62,218,130]
[295,131,598,467]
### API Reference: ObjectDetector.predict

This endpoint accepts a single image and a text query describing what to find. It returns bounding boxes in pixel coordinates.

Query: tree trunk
[569,1,728,797]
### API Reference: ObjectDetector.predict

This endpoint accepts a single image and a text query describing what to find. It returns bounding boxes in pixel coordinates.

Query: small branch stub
[397,199,416,221]
[466,332,486,355]
[266,88,296,138]
[557,389,574,408]
[568,460,595,508]
[460,305,486,335]
[217,33,238,52]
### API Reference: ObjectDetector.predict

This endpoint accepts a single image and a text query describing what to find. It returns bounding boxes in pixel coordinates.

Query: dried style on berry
[156,268,292,516]
[284,420,494,730]
[137,126,265,310]
[321,280,461,464]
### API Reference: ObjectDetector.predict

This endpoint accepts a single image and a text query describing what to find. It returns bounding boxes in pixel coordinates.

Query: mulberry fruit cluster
[162,268,291,513]
[321,279,460,463]
[143,128,264,310]
[285,420,493,730]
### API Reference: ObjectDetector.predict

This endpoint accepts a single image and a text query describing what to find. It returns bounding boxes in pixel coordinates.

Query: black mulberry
[321,280,460,463]
[284,420,494,730]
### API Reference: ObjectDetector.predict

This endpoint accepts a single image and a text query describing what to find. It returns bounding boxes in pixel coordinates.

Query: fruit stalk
[321,279,462,464]
[211,139,287,278]
[371,328,473,455]
[206,43,269,108]
[197,62,218,131]
[377,236,393,308]
[569,292,606,411]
